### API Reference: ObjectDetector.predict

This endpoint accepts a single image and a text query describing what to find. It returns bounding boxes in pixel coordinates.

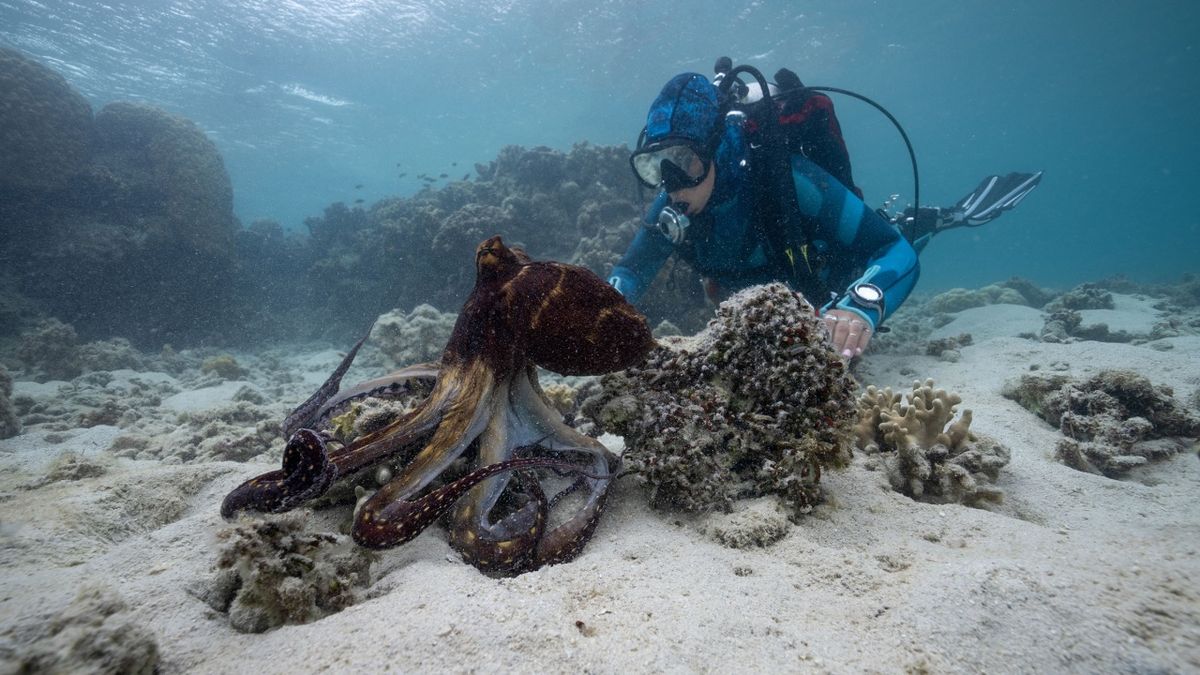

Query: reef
[1,48,238,347]
[297,141,711,340]
[0,47,93,195]
[201,512,375,633]
[6,584,159,674]
[854,379,1010,507]
[581,283,857,517]
[1003,370,1200,477]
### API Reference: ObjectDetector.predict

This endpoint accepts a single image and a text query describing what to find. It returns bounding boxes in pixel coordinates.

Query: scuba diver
[608,60,1042,359]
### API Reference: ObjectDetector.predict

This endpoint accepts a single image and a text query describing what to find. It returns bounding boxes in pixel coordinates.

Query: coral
[90,101,235,258]
[1046,283,1115,311]
[201,354,248,380]
[925,333,973,361]
[855,379,1010,507]
[927,285,1028,314]
[16,317,82,381]
[371,304,457,367]
[1000,276,1055,308]
[582,283,856,517]
[0,47,94,194]
[202,512,375,633]
[78,337,149,372]
[0,364,19,438]
[540,382,578,416]
[9,584,159,674]
[4,76,240,346]
[1040,309,1081,343]
[1004,370,1200,477]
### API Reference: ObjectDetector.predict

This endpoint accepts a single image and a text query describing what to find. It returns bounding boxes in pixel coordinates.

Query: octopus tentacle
[220,429,335,517]
[309,362,439,431]
[282,327,374,438]
[352,456,591,550]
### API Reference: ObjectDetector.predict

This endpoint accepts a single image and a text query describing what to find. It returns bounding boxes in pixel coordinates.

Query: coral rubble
[202,512,374,633]
[582,283,856,517]
[854,379,1010,507]
[1004,370,1200,477]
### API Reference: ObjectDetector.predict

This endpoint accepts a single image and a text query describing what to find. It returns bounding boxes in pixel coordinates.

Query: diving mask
[630,142,710,192]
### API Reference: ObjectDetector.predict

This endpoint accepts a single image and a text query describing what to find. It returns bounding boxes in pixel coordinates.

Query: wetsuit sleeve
[609,209,674,306]
[789,155,920,328]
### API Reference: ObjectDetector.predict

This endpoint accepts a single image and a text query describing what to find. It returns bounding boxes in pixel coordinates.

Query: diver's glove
[897,171,1043,245]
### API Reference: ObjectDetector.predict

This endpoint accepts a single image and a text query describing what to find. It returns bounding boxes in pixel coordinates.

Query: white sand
[1,301,1198,673]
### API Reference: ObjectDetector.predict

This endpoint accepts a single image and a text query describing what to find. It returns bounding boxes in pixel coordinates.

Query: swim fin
[949,171,1043,229]
[897,171,1043,250]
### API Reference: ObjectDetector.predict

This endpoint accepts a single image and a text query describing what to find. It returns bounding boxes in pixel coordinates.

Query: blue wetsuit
[610,125,919,329]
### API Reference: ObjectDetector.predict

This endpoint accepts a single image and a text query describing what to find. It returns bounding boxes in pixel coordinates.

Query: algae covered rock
[855,379,1010,507]
[583,283,856,517]
[202,512,375,633]
[1004,370,1200,477]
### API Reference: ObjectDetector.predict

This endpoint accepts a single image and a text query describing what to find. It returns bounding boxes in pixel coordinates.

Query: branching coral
[855,379,1010,507]
[582,283,856,517]
[1004,370,1200,477]
[201,512,375,633]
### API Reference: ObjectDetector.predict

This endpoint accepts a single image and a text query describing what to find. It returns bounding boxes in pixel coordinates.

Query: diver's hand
[821,309,873,360]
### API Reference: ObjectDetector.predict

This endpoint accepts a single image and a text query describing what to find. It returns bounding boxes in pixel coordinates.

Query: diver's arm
[789,156,920,329]
[609,219,674,306]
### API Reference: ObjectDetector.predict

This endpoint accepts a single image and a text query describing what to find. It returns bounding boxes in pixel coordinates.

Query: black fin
[952,171,1043,228]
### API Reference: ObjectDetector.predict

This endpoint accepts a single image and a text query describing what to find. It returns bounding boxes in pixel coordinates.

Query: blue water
[3,0,1198,292]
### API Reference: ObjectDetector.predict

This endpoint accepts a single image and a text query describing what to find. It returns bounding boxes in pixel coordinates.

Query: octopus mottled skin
[221,236,654,575]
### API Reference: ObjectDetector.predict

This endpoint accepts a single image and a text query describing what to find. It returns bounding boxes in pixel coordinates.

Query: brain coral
[855,379,1011,507]
[582,283,856,517]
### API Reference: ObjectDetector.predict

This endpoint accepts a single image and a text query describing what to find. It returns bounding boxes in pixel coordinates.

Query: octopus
[221,235,654,575]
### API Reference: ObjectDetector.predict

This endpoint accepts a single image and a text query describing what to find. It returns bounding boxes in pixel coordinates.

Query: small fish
[354,198,364,204]
[462,173,469,181]
[398,172,407,178]
[439,173,448,178]
[354,184,363,189]
[452,161,458,166]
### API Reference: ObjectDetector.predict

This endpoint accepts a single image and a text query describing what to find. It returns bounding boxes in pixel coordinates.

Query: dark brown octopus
[222,236,654,575]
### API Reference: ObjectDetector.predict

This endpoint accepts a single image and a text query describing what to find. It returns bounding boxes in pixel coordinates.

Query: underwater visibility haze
[4,3,1200,673]
[3,0,1199,295]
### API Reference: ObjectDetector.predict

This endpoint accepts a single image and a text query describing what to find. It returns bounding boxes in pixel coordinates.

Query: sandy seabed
[1,298,1198,674]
